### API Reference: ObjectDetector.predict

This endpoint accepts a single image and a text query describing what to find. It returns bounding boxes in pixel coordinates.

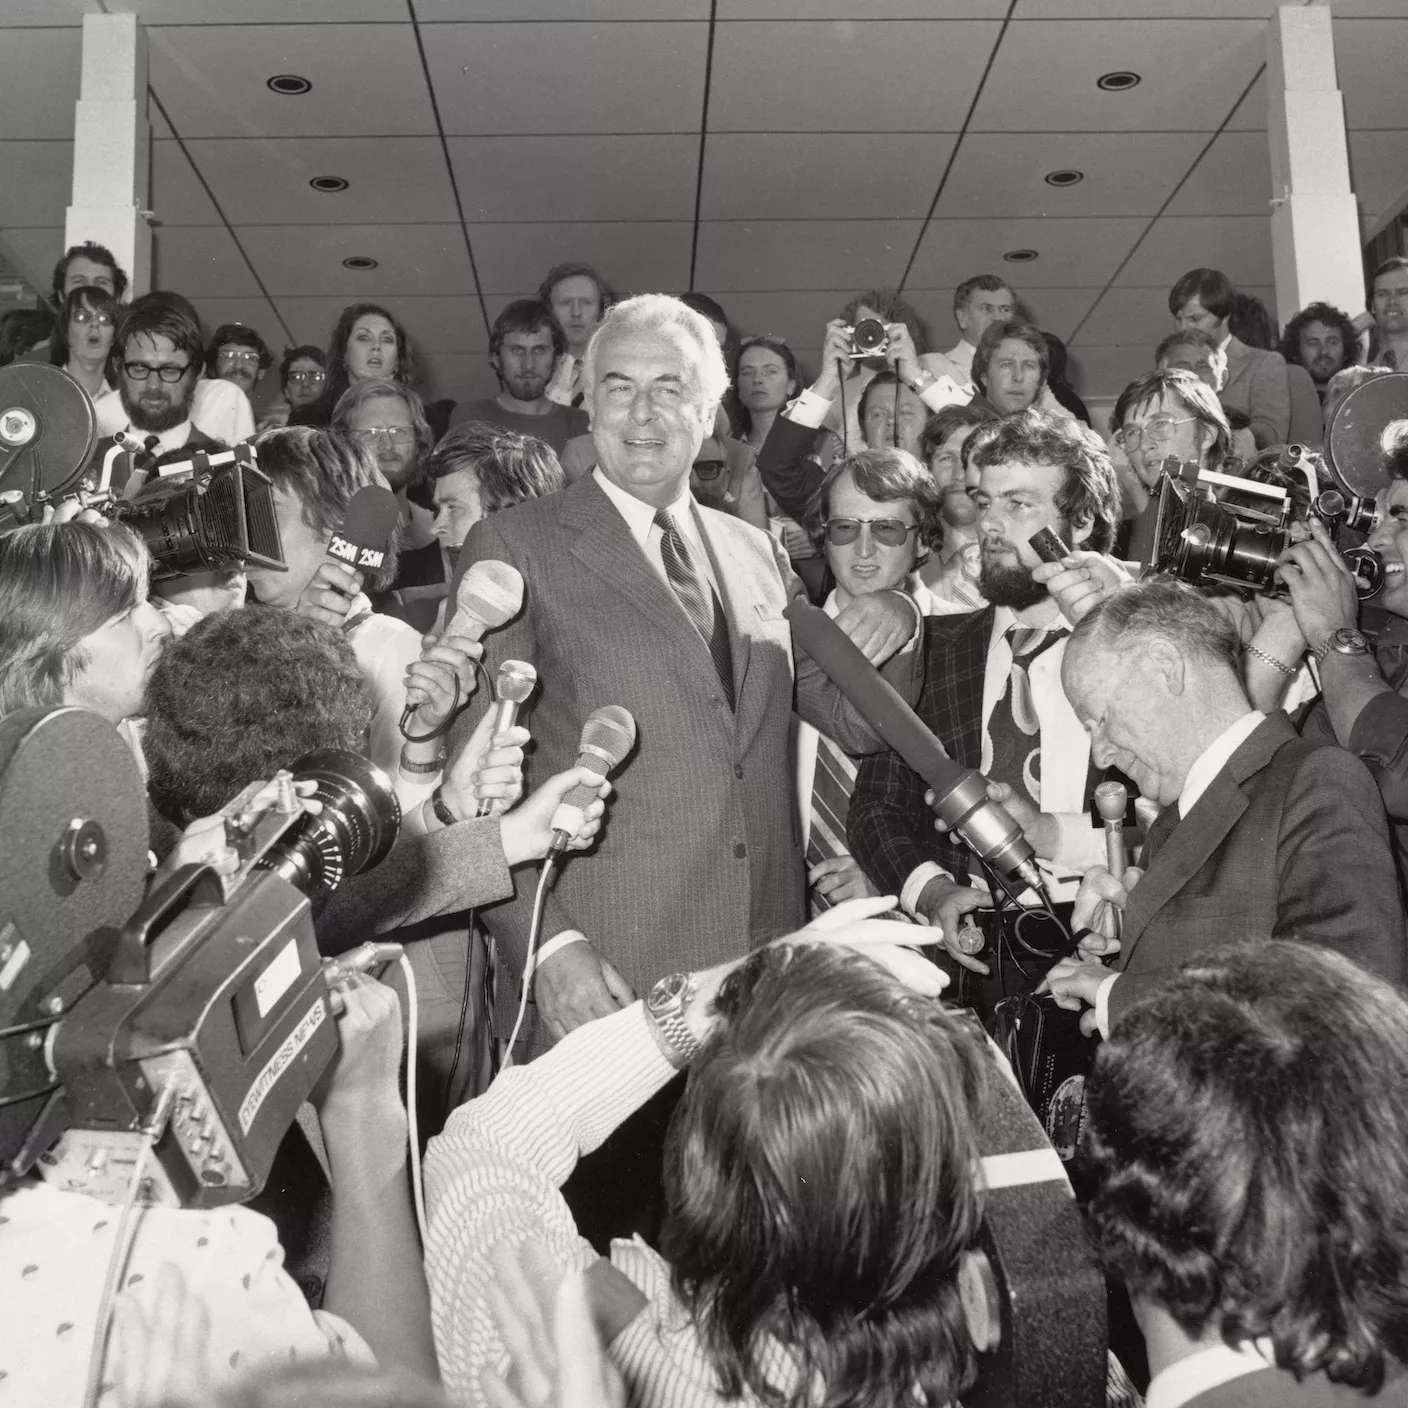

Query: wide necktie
[986,624,1069,806]
[804,732,858,914]
[654,508,735,709]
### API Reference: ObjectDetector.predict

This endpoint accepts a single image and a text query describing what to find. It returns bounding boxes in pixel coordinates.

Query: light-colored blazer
[1220,335,1289,449]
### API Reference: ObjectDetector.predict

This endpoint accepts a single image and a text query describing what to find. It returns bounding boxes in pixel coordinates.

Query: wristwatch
[1314,626,1370,664]
[645,971,701,1069]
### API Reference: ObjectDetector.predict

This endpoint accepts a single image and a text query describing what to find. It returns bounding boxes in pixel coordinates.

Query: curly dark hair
[968,407,1121,553]
[1081,940,1408,1392]
[660,943,988,1408]
[144,605,372,825]
[1279,301,1358,377]
[205,323,273,379]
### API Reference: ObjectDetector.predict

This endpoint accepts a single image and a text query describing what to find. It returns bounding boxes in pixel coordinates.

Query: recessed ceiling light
[268,74,312,96]
[1045,169,1084,187]
[1003,249,1039,263]
[309,176,349,193]
[1097,70,1141,92]
[342,256,378,270]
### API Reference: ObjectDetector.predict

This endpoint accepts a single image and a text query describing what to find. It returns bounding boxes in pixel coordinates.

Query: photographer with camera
[1277,436,1408,886]
[1042,579,1404,1037]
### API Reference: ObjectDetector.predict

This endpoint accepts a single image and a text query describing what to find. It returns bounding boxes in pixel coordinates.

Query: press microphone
[783,598,1047,900]
[1094,780,1128,941]
[548,706,636,856]
[475,660,537,819]
[328,485,400,581]
[401,561,525,732]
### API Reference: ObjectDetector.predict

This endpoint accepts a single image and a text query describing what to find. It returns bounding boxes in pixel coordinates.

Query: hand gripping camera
[843,316,891,360]
[0,708,399,1209]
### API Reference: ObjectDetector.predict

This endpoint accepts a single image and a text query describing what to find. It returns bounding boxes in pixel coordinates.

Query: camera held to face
[844,317,891,361]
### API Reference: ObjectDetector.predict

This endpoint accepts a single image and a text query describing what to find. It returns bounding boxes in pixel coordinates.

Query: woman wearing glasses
[330,377,447,625]
[50,283,118,401]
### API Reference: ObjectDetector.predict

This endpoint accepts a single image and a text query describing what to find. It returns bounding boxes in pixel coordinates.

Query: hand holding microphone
[1093,781,1128,943]
[475,661,537,817]
[549,706,636,856]
[300,485,400,630]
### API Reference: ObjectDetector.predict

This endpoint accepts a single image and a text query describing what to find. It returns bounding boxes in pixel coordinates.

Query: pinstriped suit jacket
[453,474,887,1034]
[848,608,994,894]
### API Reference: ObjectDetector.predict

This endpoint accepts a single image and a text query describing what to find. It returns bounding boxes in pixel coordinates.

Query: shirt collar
[592,465,695,546]
[990,603,1073,640]
[1178,711,1264,818]
[1145,1340,1274,1408]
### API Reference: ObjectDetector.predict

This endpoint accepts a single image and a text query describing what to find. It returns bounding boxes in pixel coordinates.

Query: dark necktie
[804,732,858,914]
[986,624,1069,805]
[654,508,735,709]
[1141,802,1181,866]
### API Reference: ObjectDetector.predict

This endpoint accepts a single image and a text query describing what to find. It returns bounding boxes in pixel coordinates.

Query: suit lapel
[693,504,752,702]
[1120,715,1291,962]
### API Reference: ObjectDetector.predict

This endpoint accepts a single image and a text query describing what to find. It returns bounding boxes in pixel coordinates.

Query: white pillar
[65,13,151,299]
[1266,6,1363,326]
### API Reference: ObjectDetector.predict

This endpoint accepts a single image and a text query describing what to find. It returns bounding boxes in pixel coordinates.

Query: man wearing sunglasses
[86,294,225,495]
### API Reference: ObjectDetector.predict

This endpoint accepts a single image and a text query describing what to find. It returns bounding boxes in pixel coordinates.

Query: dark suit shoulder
[920,606,993,650]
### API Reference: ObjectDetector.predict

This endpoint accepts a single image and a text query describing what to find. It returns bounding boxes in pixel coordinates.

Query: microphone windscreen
[450,560,524,638]
[329,485,400,573]
[495,659,537,705]
[577,705,636,772]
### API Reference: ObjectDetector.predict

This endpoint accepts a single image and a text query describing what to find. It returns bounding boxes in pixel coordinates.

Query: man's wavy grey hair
[581,293,730,409]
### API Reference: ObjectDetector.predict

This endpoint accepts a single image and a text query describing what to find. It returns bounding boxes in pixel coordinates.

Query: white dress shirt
[901,606,1104,928]
[1093,710,1266,1036]
[94,377,255,446]
[591,466,720,596]
[1145,1340,1275,1408]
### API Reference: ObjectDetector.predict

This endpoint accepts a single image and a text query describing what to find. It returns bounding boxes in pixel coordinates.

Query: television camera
[1149,372,1408,599]
[0,362,285,578]
[0,707,399,1210]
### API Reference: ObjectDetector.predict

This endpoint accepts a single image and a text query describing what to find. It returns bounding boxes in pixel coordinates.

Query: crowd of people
[1,234,1408,1408]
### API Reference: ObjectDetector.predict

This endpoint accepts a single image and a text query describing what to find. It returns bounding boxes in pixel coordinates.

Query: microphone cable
[504,856,559,1062]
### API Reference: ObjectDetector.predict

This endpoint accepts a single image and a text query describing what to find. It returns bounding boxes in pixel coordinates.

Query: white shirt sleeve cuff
[1094,973,1119,1040]
[919,374,971,412]
[1051,812,1108,872]
[902,863,951,923]
[526,929,589,978]
[787,387,833,429]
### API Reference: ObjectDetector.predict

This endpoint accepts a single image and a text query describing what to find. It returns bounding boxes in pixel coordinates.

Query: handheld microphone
[1093,780,1128,941]
[475,660,537,819]
[328,485,400,581]
[783,599,1047,900]
[401,561,525,732]
[548,706,636,855]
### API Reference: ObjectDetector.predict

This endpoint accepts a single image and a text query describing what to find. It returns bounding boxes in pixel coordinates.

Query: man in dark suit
[453,293,917,1048]
[1045,579,1405,1034]
[846,410,1123,1011]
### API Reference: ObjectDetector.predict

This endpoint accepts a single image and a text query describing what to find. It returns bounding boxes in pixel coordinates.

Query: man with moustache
[206,323,273,403]
[847,409,1122,1009]
[449,299,588,456]
[86,294,224,495]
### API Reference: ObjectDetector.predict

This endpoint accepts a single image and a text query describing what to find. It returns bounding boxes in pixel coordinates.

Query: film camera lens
[848,317,890,359]
[257,750,401,897]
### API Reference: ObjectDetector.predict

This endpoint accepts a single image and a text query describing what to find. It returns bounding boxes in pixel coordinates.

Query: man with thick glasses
[847,409,1123,1018]
[86,293,224,495]
[206,322,273,401]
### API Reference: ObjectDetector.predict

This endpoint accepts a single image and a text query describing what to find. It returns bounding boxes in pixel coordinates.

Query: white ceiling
[1,0,1406,413]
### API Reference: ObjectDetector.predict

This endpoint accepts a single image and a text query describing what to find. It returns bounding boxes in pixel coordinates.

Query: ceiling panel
[1223,68,1267,133]
[0,1,88,22]
[718,289,856,348]
[184,296,290,346]
[701,134,957,220]
[147,24,436,138]
[0,141,74,227]
[415,0,708,18]
[899,286,1101,343]
[273,294,487,353]
[0,28,81,138]
[110,1,409,19]
[150,225,264,297]
[709,21,999,133]
[940,131,1207,218]
[1015,0,1295,18]
[1350,130,1408,223]
[972,20,1264,133]
[424,22,707,136]
[448,135,698,222]
[908,216,1146,289]
[178,136,457,224]
[1164,130,1273,216]
[149,137,225,225]
[468,221,692,297]
[236,223,475,297]
[0,226,65,297]
[1334,19,1408,132]
[717,1,1007,15]
[420,351,496,405]
[692,219,922,293]
[1112,214,1274,289]
[1072,281,1279,351]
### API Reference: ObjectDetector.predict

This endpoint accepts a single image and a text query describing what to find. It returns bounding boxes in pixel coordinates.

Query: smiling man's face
[588,323,714,510]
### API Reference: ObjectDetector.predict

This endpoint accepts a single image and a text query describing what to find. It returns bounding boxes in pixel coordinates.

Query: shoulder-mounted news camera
[0,708,398,1210]
[0,362,285,579]
[1149,372,1408,600]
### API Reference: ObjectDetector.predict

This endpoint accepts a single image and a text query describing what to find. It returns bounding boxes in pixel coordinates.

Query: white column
[65,13,151,299]
[1266,5,1363,325]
